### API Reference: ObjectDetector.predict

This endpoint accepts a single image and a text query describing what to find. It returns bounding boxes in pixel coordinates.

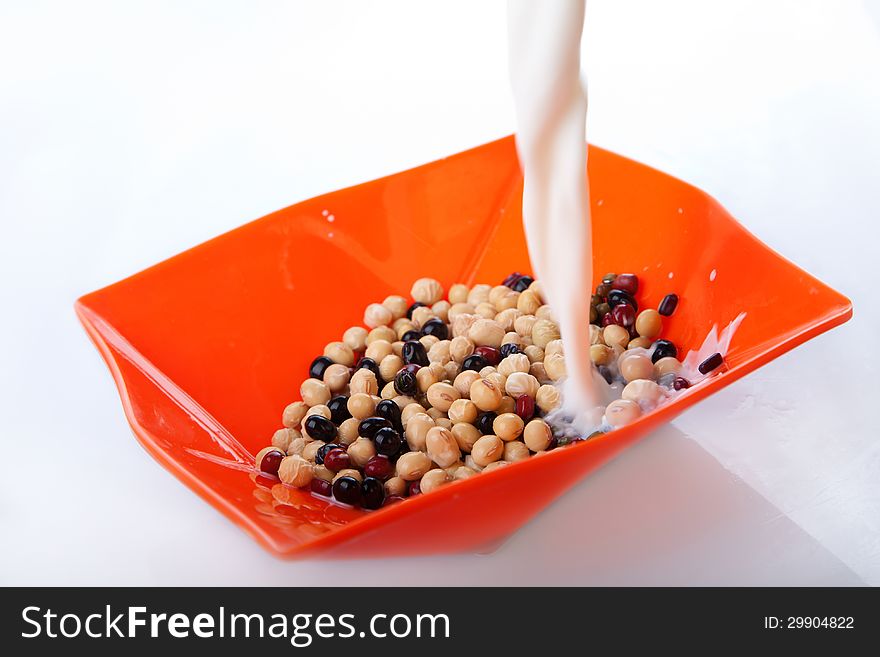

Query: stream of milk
[508,0,605,430]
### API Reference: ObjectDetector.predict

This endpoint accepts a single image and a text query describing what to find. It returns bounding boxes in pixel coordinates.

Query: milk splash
[508,0,601,430]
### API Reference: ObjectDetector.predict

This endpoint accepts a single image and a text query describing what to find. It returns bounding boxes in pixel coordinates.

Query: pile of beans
[254,272,723,510]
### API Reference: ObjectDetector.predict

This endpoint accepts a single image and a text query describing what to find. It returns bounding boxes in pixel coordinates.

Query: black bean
[401,340,429,366]
[658,294,679,316]
[308,356,333,380]
[698,352,724,375]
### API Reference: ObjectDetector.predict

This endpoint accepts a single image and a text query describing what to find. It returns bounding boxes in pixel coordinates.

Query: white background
[1,0,878,585]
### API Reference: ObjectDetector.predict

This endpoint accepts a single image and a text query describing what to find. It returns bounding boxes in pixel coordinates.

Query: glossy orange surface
[75,136,852,558]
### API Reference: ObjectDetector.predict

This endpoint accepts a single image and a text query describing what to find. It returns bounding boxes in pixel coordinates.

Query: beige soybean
[368,326,397,345]
[453,370,480,398]
[333,468,363,484]
[531,318,561,349]
[447,398,478,424]
[602,324,630,349]
[365,339,393,362]
[468,318,505,348]
[337,418,360,446]
[535,385,561,413]
[469,378,503,411]
[654,356,682,378]
[300,379,331,407]
[605,399,642,428]
[474,302,497,320]
[503,441,531,463]
[312,464,334,482]
[448,283,470,305]
[425,381,460,412]
[471,435,504,467]
[517,289,542,315]
[419,469,449,494]
[494,308,522,332]
[451,423,481,453]
[590,344,613,366]
[382,295,409,321]
[304,404,331,420]
[343,326,368,351]
[405,413,435,451]
[411,277,444,305]
[636,309,663,339]
[453,466,479,481]
[447,302,475,323]
[271,428,297,452]
[364,303,393,329]
[505,371,540,399]
[425,426,461,468]
[323,363,350,393]
[619,353,654,383]
[493,413,524,442]
[622,379,666,410]
[324,341,355,367]
[523,345,545,364]
[278,456,314,488]
[514,314,538,338]
[428,340,451,365]
[384,476,407,497]
[301,440,323,463]
[282,401,309,429]
[349,368,379,396]
[466,284,491,306]
[347,393,376,420]
[498,353,530,376]
[396,451,433,481]
[347,438,377,468]
[412,305,437,328]
[401,403,426,428]
[543,353,567,380]
[523,419,553,452]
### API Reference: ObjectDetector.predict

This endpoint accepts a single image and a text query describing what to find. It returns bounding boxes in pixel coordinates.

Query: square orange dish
[76,136,852,558]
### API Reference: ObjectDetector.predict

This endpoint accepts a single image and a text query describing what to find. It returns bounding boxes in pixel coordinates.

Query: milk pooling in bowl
[507,0,605,429]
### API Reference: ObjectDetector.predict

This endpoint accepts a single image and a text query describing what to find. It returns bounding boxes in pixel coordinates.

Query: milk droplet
[321,209,329,217]
[668,272,674,279]
[709,269,717,282]
[327,214,335,222]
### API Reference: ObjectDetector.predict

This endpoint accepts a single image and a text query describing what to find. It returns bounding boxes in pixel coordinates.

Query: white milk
[508,0,603,429]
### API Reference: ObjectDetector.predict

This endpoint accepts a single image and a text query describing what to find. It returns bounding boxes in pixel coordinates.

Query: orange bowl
[75,136,851,558]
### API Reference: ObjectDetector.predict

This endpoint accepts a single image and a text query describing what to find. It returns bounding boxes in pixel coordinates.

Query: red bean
[323,448,350,473]
[364,455,393,480]
[474,346,501,366]
[310,478,332,497]
[612,273,639,295]
[611,304,635,328]
[673,377,691,390]
[515,395,535,422]
[259,449,284,476]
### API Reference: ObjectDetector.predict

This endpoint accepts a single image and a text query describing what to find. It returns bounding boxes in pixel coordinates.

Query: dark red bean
[698,352,724,375]
[474,346,501,366]
[258,449,284,476]
[611,303,635,328]
[673,377,691,390]
[315,442,341,465]
[323,448,350,473]
[310,478,332,497]
[515,395,535,422]
[658,293,679,316]
[364,455,393,480]
[613,273,639,295]
[601,312,616,327]
[383,495,405,506]
[407,481,421,497]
